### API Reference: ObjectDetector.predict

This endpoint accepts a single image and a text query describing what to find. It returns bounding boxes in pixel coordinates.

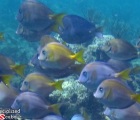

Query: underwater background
[1,0,140,120]
[1,0,140,63]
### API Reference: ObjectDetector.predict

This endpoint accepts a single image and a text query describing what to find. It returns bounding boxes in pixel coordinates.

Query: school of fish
[1,0,140,120]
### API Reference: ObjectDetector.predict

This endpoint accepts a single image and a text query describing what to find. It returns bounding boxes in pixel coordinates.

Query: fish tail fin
[114,68,131,80]
[48,104,61,115]
[70,50,85,64]
[10,64,26,77]
[1,75,13,86]
[130,94,140,103]
[48,80,64,91]
[49,13,65,33]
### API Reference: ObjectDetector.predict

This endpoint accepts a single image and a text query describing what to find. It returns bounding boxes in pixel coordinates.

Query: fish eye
[24,81,28,86]
[99,87,103,93]
[42,50,46,56]
[83,71,87,78]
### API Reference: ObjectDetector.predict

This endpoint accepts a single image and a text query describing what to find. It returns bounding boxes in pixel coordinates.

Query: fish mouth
[78,78,90,84]
[93,92,103,99]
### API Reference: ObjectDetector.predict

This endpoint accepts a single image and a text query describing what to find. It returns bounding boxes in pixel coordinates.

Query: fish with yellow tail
[101,39,138,61]
[20,72,64,98]
[11,92,61,119]
[38,42,85,70]
[50,14,102,44]
[94,79,136,109]
[0,54,25,77]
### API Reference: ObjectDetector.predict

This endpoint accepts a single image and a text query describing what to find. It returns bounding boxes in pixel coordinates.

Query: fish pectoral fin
[130,94,140,103]
[48,80,64,91]
[10,64,26,77]
[70,50,85,64]
[114,68,131,81]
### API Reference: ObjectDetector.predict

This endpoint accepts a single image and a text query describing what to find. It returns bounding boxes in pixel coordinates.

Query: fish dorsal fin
[40,35,58,47]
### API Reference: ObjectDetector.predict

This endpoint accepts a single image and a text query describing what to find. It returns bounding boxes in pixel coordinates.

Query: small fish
[104,103,140,120]
[101,39,138,61]
[0,32,4,40]
[78,62,116,91]
[11,92,60,119]
[51,14,102,44]
[43,115,64,120]
[38,42,85,69]
[0,54,25,77]
[30,53,85,78]
[94,79,136,109]
[20,72,64,98]
[17,0,54,31]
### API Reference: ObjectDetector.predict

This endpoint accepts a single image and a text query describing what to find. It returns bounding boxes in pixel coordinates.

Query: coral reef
[49,75,104,120]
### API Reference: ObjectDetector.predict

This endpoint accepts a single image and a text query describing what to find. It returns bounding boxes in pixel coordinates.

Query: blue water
[0,0,140,63]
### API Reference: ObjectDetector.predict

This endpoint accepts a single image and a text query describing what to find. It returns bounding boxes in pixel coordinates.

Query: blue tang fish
[59,15,101,44]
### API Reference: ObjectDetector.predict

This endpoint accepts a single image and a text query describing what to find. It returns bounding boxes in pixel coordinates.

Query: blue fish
[59,15,101,44]
[78,62,116,91]
[11,92,60,119]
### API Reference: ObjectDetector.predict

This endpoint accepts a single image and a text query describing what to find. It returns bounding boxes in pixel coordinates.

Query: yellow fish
[38,42,85,69]
[20,72,64,98]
